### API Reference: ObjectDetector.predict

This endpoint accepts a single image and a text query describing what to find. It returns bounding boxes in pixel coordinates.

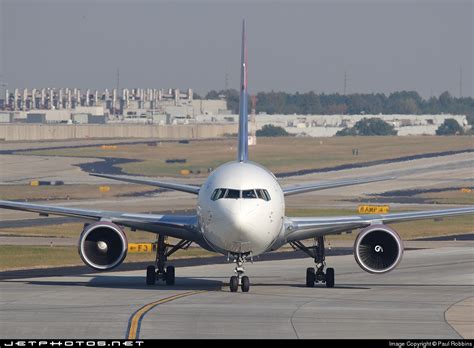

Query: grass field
[0,245,217,271]
[418,190,474,205]
[0,184,154,201]
[22,136,474,177]
[0,223,155,241]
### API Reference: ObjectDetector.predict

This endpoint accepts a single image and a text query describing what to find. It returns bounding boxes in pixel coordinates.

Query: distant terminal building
[197,113,470,137]
[0,88,469,137]
[0,87,228,124]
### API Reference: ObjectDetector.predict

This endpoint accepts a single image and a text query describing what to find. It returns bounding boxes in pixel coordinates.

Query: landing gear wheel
[325,268,335,288]
[230,276,239,292]
[306,267,315,287]
[165,265,175,286]
[241,276,250,292]
[291,237,336,289]
[146,265,156,285]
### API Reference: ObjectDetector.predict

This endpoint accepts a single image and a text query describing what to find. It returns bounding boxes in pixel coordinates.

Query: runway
[1,244,473,339]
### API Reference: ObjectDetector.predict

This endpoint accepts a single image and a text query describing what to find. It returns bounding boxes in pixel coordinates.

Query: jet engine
[354,224,403,274]
[78,222,128,271]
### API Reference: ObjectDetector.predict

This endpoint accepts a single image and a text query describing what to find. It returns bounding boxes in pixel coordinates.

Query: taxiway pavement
[0,244,472,339]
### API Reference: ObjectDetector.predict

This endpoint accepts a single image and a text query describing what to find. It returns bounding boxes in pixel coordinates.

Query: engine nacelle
[78,222,128,271]
[354,224,403,274]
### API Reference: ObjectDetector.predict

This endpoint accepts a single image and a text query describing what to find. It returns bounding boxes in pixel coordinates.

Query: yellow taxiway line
[126,290,207,339]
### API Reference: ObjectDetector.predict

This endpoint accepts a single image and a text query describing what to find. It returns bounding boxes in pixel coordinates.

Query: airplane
[1,21,473,293]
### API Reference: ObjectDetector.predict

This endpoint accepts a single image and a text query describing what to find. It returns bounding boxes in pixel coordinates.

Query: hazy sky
[1,0,472,98]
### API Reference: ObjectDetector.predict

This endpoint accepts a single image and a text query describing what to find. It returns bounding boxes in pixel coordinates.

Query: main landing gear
[228,253,250,293]
[290,236,335,288]
[146,234,192,286]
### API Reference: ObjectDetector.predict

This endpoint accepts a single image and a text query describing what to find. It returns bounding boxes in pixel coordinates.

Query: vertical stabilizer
[237,20,249,162]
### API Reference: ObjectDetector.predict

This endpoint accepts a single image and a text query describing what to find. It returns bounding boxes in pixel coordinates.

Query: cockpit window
[256,189,271,201]
[242,189,257,199]
[211,188,226,201]
[225,189,240,199]
[211,188,271,201]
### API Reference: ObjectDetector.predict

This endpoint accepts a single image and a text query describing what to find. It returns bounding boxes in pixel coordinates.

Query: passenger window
[242,189,257,199]
[225,189,240,199]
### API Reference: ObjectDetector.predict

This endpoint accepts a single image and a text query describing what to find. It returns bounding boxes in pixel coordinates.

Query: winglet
[237,19,249,162]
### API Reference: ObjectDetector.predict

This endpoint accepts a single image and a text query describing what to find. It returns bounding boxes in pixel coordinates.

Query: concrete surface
[0,245,472,339]
[445,297,474,339]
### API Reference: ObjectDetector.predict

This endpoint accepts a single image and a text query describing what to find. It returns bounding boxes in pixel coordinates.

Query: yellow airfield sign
[128,243,154,253]
[101,145,117,150]
[99,186,110,193]
[358,205,390,214]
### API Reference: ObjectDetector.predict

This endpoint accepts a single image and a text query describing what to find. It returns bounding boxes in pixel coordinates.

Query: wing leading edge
[285,206,474,242]
[0,200,200,241]
[90,173,200,195]
[282,175,395,196]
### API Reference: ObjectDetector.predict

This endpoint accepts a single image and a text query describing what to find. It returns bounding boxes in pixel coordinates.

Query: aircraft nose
[223,202,255,240]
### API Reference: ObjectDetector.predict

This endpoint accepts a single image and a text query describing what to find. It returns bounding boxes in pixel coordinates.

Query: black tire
[306,267,315,287]
[326,268,335,288]
[166,265,175,286]
[146,265,156,285]
[241,276,250,292]
[230,276,239,292]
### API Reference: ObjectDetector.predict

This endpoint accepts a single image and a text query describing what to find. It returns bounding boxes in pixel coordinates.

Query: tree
[336,118,397,136]
[221,89,239,114]
[205,90,220,100]
[256,124,290,137]
[202,89,473,120]
[398,98,420,114]
[436,119,463,135]
[439,91,453,108]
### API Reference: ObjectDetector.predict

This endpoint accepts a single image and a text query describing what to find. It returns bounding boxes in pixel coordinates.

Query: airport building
[0,87,470,139]
[198,113,470,137]
[0,88,228,124]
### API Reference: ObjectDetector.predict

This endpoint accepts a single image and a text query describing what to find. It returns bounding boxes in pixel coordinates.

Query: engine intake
[354,224,403,274]
[78,222,128,271]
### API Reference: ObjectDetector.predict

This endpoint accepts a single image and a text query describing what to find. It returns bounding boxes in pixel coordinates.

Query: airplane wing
[285,206,474,242]
[282,176,395,196]
[0,200,200,241]
[90,173,200,195]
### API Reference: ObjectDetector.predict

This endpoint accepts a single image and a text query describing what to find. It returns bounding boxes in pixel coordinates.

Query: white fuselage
[198,161,285,256]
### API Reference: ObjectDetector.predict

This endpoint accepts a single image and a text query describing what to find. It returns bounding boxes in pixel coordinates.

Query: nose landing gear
[229,253,251,292]
[291,237,335,288]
